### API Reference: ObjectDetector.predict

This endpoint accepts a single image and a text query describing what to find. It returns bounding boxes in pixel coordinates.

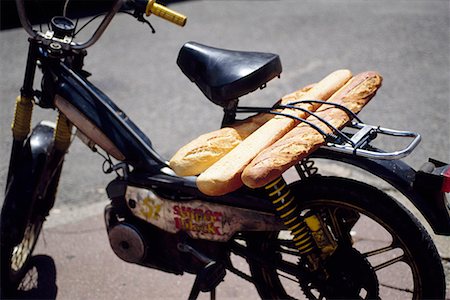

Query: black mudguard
[311,148,450,235]
[1,122,61,244]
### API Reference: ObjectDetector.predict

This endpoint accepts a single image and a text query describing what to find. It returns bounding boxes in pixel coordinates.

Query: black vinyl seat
[177,42,282,107]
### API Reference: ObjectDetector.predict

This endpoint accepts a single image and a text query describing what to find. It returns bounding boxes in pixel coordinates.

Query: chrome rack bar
[323,122,422,160]
[277,103,355,146]
[236,105,331,140]
[271,111,333,140]
[288,99,363,123]
[236,100,357,145]
[235,100,421,160]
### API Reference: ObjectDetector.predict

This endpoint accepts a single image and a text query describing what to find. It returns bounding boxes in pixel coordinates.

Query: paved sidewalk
[9,164,450,299]
[11,205,450,299]
[24,213,262,300]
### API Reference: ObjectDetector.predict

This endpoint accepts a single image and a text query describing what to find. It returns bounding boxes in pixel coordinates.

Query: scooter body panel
[54,63,166,170]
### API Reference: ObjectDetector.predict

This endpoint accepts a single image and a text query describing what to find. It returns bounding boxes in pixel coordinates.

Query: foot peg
[178,243,226,299]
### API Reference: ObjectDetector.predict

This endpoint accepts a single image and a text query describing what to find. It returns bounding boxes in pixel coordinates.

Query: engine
[104,204,229,275]
[108,223,146,263]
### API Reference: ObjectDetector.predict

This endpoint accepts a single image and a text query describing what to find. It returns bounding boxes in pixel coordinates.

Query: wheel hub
[300,246,379,299]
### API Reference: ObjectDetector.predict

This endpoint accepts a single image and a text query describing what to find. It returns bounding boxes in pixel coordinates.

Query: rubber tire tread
[0,153,62,297]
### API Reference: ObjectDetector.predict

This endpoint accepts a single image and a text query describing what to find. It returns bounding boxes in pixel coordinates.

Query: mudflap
[1,121,62,244]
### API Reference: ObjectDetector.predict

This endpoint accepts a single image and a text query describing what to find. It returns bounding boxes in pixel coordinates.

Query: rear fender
[310,148,450,235]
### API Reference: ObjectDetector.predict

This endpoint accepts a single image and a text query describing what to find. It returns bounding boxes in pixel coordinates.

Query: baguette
[242,71,383,188]
[197,69,353,196]
[230,83,316,138]
[169,84,314,176]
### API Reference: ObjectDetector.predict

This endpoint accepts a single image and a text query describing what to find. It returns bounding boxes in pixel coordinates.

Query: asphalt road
[0,0,449,298]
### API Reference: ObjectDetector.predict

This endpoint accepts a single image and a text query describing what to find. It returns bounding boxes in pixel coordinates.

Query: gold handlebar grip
[145,0,187,27]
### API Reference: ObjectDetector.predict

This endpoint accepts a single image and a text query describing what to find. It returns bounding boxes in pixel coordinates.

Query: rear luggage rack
[235,100,421,160]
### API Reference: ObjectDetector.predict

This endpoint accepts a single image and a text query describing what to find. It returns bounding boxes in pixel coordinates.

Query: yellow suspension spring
[11,95,33,141]
[53,112,73,152]
[265,177,316,255]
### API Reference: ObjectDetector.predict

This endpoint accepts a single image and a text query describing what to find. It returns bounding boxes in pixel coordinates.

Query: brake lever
[119,9,156,33]
[136,12,156,33]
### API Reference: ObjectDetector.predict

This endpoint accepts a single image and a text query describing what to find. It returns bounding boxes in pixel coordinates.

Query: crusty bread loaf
[197,69,353,196]
[229,83,316,139]
[242,71,383,188]
[169,84,314,176]
[169,128,242,176]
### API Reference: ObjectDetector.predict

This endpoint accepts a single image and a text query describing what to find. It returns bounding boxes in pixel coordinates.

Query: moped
[1,0,449,299]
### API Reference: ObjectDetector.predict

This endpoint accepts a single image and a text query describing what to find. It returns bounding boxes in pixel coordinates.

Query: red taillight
[416,159,450,193]
[442,166,450,193]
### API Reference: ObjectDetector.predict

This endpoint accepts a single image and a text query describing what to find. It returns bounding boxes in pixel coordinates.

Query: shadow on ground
[2,255,58,299]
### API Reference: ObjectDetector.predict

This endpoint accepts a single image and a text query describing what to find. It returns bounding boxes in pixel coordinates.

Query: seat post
[221,98,239,128]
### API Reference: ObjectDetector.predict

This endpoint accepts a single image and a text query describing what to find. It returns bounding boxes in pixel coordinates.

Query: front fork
[9,95,73,199]
[8,40,73,195]
[7,95,34,187]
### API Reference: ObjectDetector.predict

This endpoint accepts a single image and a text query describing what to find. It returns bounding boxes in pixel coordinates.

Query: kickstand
[187,276,216,300]
[188,276,201,300]
[180,243,225,300]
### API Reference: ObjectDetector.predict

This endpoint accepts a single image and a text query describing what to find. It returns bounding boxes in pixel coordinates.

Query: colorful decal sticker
[139,196,162,221]
[125,186,283,242]
[173,205,223,236]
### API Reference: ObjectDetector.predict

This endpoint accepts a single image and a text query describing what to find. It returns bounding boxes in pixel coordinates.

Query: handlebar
[15,0,187,49]
[74,0,124,49]
[146,0,187,27]
[15,0,37,37]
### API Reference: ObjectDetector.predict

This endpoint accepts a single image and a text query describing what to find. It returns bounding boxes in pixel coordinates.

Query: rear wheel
[244,176,445,299]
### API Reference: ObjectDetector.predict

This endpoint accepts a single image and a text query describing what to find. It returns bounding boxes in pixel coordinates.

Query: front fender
[311,148,450,235]
[27,121,56,173]
[26,121,65,216]
[1,121,57,243]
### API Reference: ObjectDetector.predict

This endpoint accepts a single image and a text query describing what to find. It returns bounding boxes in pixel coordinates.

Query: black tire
[0,157,62,298]
[245,176,445,300]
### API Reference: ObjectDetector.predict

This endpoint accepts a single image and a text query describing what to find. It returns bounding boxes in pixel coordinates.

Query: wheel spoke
[277,271,300,284]
[279,246,301,257]
[327,207,345,240]
[380,283,414,294]
[373,254,405,271]
[362,245,396,257]
[226,263,254,283]
[276,257,302,276]
[278,238,295,248]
